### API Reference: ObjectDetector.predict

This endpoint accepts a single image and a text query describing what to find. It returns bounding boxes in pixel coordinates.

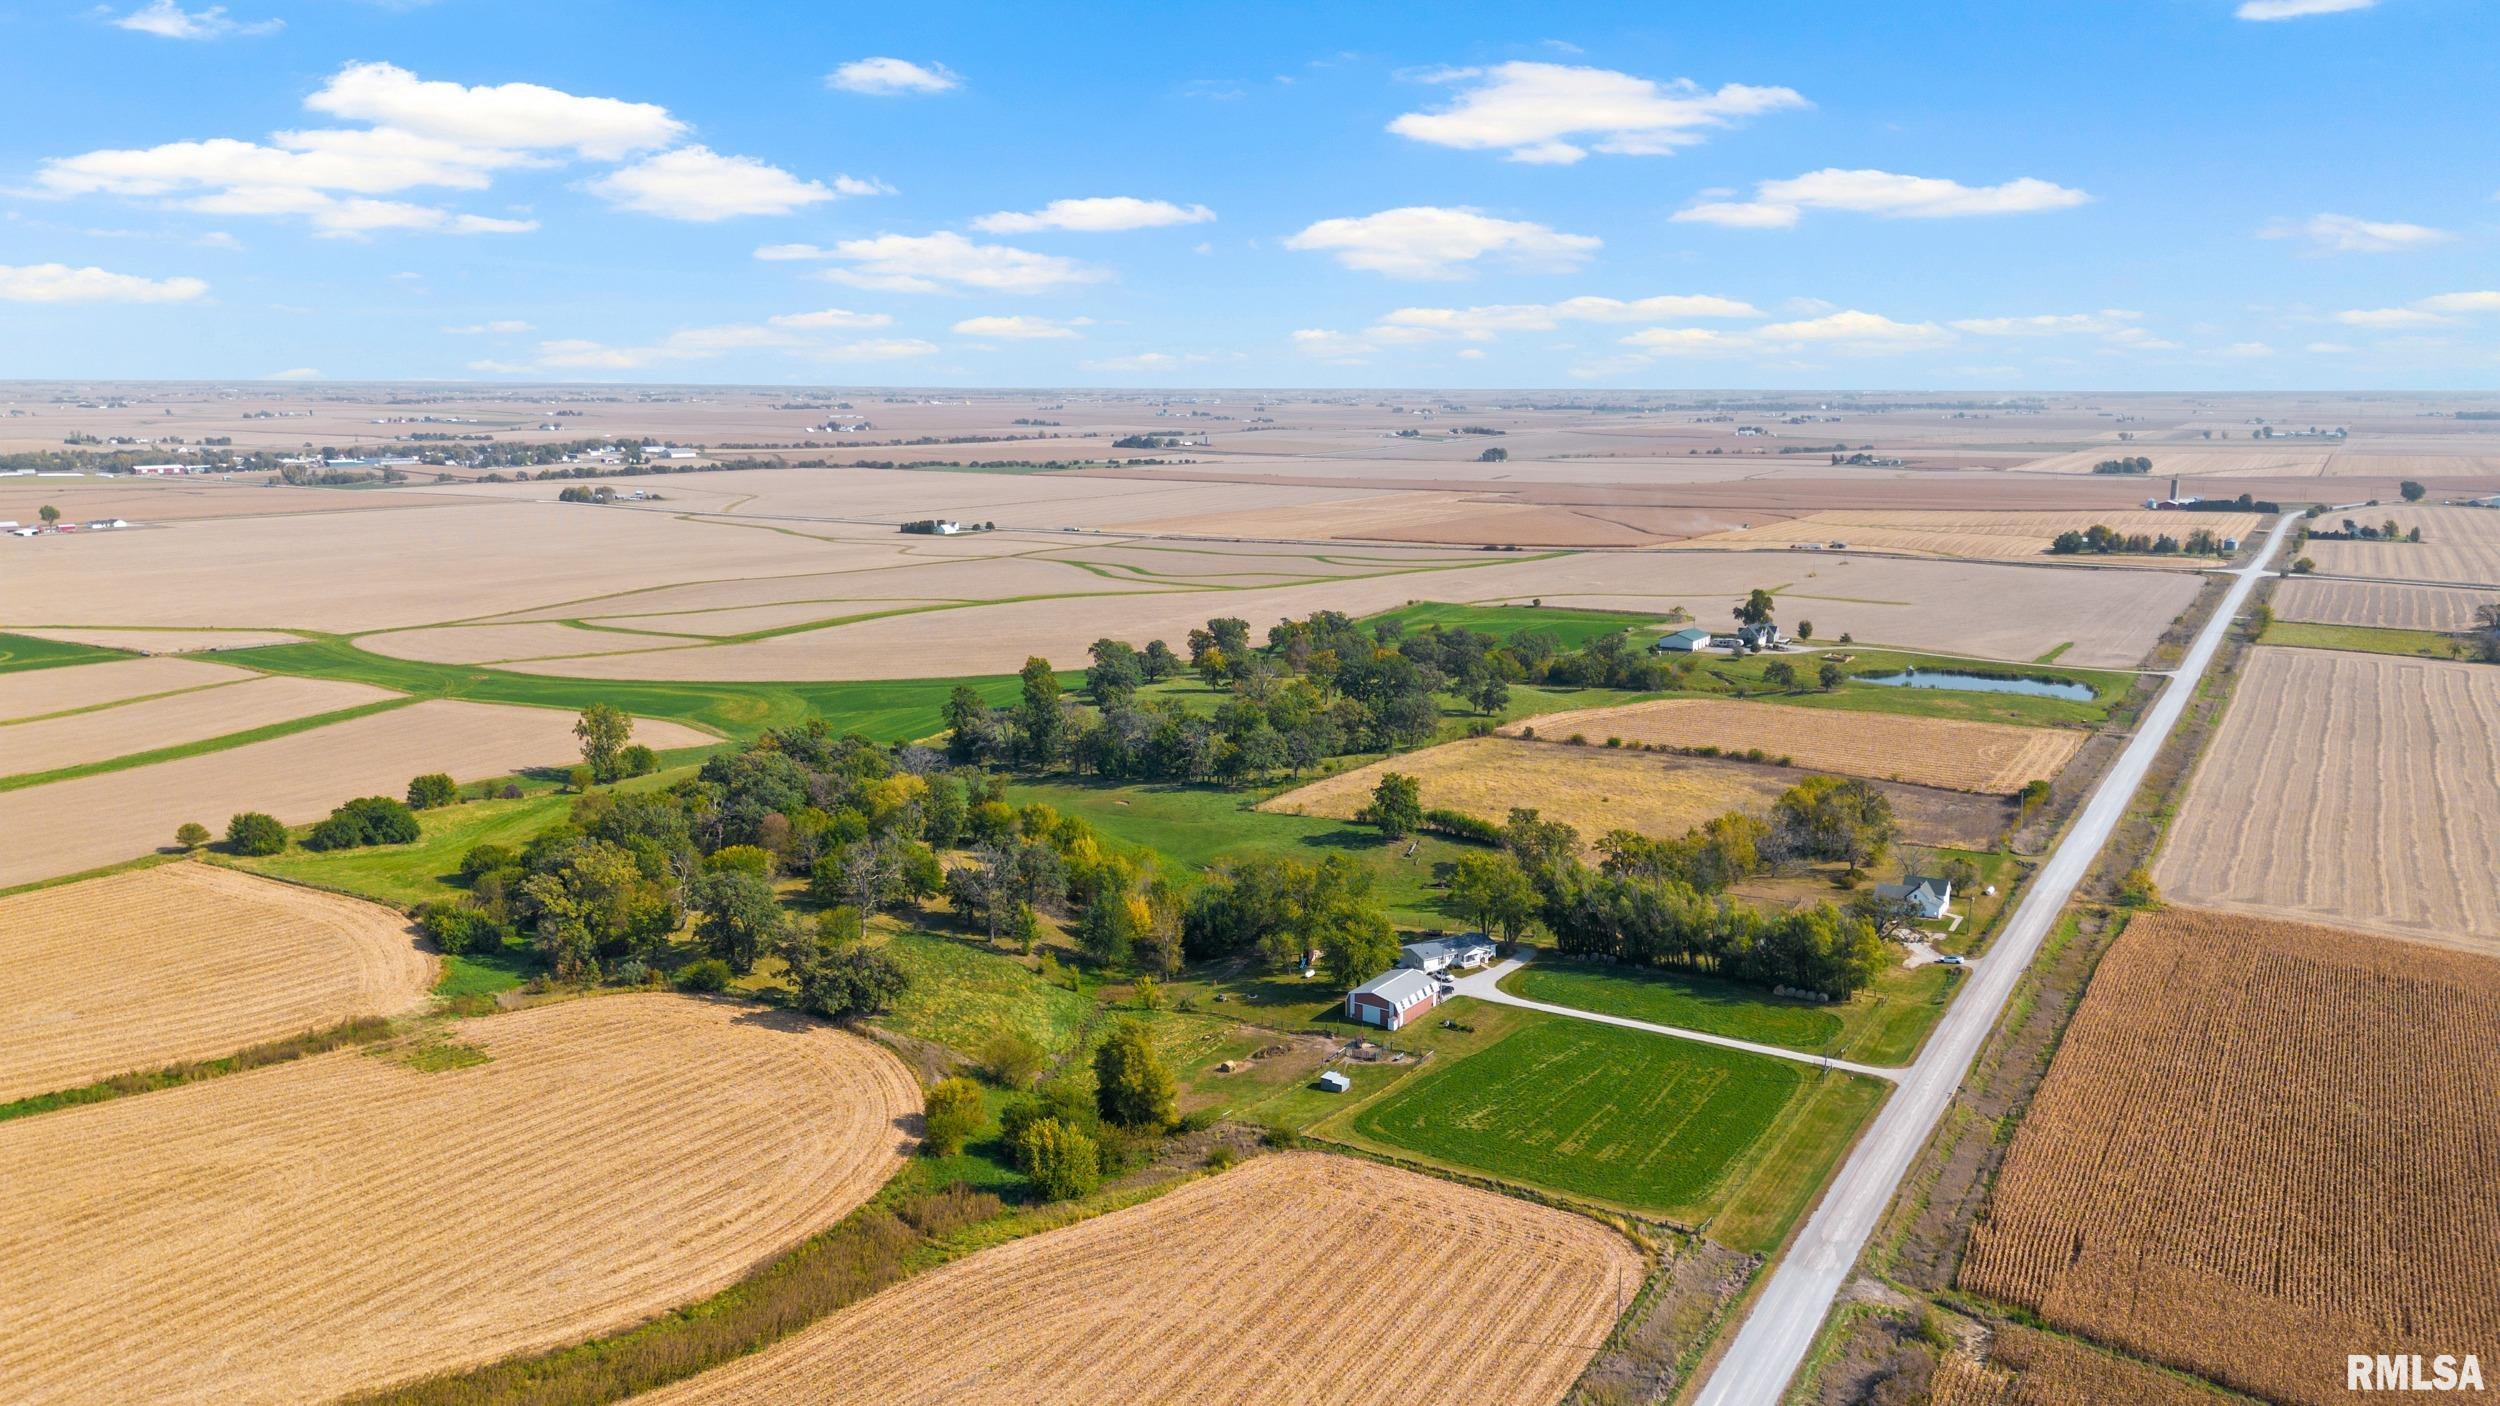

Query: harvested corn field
[1930,1326,2255,1406]
[1678,509,2259,565]
[2302,505,2500,586]
[0,994,917,1406]
[1500,698,2082,794]
[1959,908,2500,1406]
[0,655,250,723]
[1265,736,2008,850]
[0,675,398,777]
[0,699,713,889]
[2272,576,2497,632]
[637,1151,1641,1406]
[2154,647,2500,953]
[0,863,434,1102]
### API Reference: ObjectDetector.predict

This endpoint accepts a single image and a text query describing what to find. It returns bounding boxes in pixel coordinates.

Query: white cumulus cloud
[1675,169,2090,228]
[304,61,681,160]
[442,319,534,334]
[585,146,837,220]
[776,231,1108,294]
[1374,294,1761,340]
[767,307,893,330]
[1284,206,1599,279]
[2237,0,2375,19]
[1388,61,1807,164]
[952,314,1087,339]
[827,57,960,95]
[110,0,280,39]
[2261,212,2454,254]
[971,197,1213,234]
[0,262,208,303]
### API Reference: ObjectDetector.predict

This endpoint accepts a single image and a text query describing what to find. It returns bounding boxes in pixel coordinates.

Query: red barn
[1346,968,1440,1031]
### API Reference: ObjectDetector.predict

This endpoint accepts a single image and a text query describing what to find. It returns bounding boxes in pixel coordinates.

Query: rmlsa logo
[2349,1355,2485,1393]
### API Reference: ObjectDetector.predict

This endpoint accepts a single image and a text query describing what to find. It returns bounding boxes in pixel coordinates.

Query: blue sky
[2,0,2494,388]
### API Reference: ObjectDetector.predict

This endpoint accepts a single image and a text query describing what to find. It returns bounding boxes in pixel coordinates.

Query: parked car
[1935,954,1968,967]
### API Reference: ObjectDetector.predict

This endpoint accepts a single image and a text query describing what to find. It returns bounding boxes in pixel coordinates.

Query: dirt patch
[1504,698,2084,795]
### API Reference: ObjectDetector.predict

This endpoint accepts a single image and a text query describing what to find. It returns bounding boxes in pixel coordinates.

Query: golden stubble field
[1264,734,2007,851]
[2271,576,2497,631]
[1959,908,2500,1406]
[1676,509,2260,566]
[0,863,434,1102]
[0,995,919,1406]
[637,1151,1642,1406]
[1500,698,2083,795]
[0,698,713,889]
[2154,647,2500,954]
[1930,1325,2253,1406]
[2303,505,2500,586]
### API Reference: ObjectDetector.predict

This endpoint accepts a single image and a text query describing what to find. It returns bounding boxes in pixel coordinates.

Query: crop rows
[0,863,435,1102]
[1505,697,2081,794]
[1959,908,2500,1406]
[637,1151,1642,1406]
[2154,647,2500,953]
[0,994,917,1406]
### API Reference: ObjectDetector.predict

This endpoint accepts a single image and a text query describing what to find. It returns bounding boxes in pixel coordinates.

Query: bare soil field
[11,627,306,654]
[0,863,434,1102]
[1124,489,1703,546]
[1676,509,2260,566]
[0,475,462,523]
[0,655,250,722]
[0,700,712,888]
[1959,908,2500,1406]
[353,620,696,664]
[0,994,917,1406]
[2013,447,2333,478]
[1500,698,2083,794]
[636,1150,1640,1406]
[1265,735,2007,850]
[1466,552,2202,669]
[2271,576,2496,631]
[2154,647,2500,953]
[3,675,397,775]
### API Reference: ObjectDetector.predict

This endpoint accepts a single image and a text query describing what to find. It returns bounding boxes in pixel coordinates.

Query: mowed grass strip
[1349,1014,1806,1218]
[0,631,136,674]
[1502,958,1962,1067]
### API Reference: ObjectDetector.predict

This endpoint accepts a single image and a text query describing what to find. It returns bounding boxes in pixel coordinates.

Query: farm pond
[1856,668,2095,702]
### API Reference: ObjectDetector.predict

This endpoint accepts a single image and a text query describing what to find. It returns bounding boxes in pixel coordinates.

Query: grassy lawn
[1501,957,1961,1066]
[1331,1010,1884,1248]
[211,633,1054,741]
[1006,778,1471,929]
[0,631,135,674]
[1238,997,1535,1133]
[2261,619,2478,662]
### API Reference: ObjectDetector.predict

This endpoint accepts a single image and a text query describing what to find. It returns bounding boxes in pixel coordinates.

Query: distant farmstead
[1346,968,1440,1031]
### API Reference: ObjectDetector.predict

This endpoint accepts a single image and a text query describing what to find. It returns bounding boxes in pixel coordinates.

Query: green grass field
[210,634,1053,740]
[1339,1012,1884,1247]
[1501,957,1960,1066]
[874,930,1094,1060]
[2261,619,2479,662]
[0,632,135,674]
[1005,778,1470,928]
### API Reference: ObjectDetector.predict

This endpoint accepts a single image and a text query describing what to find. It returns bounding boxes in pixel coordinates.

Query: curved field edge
[0,863,438,1103]
[627,1149,1643,1406]
[0,993,918,1406]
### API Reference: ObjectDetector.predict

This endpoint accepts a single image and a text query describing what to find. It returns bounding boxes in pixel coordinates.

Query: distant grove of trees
[2051,525,2234,557]
[2090,456,2154,475]
[938,608,1709,789]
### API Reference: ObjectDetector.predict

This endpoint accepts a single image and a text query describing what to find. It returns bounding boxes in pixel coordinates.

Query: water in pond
[1857,668,2094,702]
